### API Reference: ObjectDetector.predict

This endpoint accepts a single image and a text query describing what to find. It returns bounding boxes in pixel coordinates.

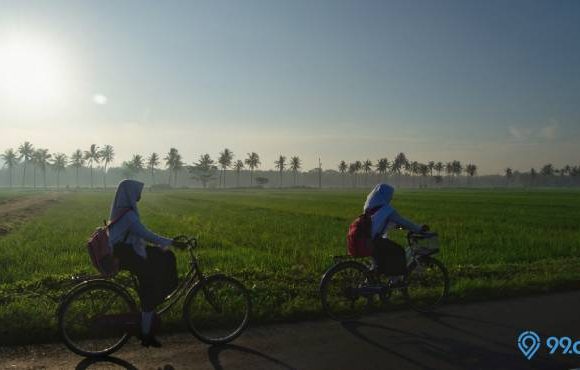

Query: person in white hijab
[109,179,174,348]
[363,183,427,278]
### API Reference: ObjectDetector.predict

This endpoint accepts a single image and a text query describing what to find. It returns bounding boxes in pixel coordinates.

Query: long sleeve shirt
[109,210,172,258]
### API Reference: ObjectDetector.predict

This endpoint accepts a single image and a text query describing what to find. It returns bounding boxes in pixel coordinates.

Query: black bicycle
[320,230,449,321]
[57,235,252,357]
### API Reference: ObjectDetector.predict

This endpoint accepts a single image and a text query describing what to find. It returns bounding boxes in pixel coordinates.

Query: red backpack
[347,206,382,257]
[87,209,131,277]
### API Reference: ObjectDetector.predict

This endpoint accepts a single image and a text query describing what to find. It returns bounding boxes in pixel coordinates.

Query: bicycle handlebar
[172,235,197,250]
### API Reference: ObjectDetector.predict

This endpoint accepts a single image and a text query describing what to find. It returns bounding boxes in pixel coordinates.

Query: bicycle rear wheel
[58,280,138,357]
[403,256,449,312]
[319,261,373,321]
[183,275,251,345]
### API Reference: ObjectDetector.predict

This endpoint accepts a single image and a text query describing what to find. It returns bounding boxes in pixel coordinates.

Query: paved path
[1,291,579,370]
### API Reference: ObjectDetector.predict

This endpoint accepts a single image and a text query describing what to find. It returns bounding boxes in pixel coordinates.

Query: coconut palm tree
[338,160,348,187]
[1,149,19,188]
[244,152,261,186]
[189,154,217,188]
[31,149,42,189]
[70,149,85,188]
[289,156,301,186]
[392,152,408,187]
[362,159,373,186]
[452,160,463,180]
[445,162,454,185]
[505,167,513,186]
[348,162,357,187]
[465,163,477,186]
[35,149,51,189]
[52,153,67,190]
[540,164,554,176]
[274,155,287,187]
[218,148,234,188]
[428,161,435,177]
[18,141,34,187]
[434,162,444,176]
[123,154,144,179]
[147,153,160,185]
[84,144,100,189]
[375,158,389,182]
[164,148,182,187]
[233,160,244,187]
[99,145,115,190]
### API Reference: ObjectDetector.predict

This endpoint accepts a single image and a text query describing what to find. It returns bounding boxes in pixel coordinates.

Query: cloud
[93,94,108,105]
[508,121,559,141]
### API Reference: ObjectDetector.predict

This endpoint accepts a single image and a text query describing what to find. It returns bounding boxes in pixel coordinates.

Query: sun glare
[0,34,69,108]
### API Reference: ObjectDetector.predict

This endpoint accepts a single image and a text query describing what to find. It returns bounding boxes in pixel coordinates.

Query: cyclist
[108,179,176,348]
[364,183,428,281]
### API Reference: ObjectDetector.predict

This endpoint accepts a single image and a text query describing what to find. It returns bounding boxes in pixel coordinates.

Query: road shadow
[208,343,296,370]
[76,356,139,370]
[341,319,565,370]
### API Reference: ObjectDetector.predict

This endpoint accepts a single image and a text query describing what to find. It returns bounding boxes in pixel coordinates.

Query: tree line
[1,142,579,189]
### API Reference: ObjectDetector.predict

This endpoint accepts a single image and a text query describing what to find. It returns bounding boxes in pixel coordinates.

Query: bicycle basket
[410,235,440,256]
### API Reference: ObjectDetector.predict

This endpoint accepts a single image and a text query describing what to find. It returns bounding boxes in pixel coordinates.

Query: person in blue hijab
[109,179,175,348]
[363,183,427,277]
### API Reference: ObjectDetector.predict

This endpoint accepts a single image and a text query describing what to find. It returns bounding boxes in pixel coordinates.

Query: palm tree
[123,155,144,179]
[375,158,389,182]
[244,152,261,186]
[274,155,287,187]
[354,160,362,187]
[147,153,160,185]
[540,164,554,176]
[233,160,244,187]
[164,148,182,187]
[434,162,444,176]
[289,156,301,186]
[348,162,357,187]
[84,144,100,189]
[190,154,217,188]
[505,167,513,186]
[35,149,51,189]
[362,159,373,186]
[445,162,454,185]
[52,153,67,190]
[338,160,348,187]
[18,141,34,187]
[452,161,463,180]
[70,149,85,188]
[1,149,20,188]
[99,145,114,190]
[428,161,435,177]
[465,164,477,186]
[410,161,419,187]
[392,152,408,187]
[31,149,42,189]
[218,148,234,188]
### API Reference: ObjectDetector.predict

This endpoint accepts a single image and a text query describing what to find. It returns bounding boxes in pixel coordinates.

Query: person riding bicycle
[108,179,177,348]
[364,183,428,281]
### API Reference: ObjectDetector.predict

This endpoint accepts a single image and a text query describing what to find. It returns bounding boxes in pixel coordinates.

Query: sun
[0,34,68,108]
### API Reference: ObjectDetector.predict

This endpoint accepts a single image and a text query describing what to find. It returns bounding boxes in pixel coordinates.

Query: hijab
[363,183,396,238]
[109,179,144,221]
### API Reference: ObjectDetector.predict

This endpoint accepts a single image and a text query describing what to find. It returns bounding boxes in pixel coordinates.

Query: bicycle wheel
[183,275,251,345]
[403,256,449,312]
[58,280,138,357]
[319,261,373,321]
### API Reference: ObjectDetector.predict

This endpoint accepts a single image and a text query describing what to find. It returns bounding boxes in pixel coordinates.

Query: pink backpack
[87,209,131,277]
[346,206,381,257]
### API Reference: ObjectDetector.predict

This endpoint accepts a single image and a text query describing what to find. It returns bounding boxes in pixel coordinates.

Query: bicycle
[57,235,252,358]
[319,230,449,321]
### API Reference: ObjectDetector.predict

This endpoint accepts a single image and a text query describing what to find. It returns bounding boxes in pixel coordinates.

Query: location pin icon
[518,331,541,360]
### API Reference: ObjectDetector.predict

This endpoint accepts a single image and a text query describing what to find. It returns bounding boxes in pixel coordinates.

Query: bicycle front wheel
[183,275,251,345]
[403,256,449,312]
[319,261,373,321]
[58,280,138,357]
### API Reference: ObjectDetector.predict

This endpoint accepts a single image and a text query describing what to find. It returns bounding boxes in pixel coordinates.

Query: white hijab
[363,183,396,238]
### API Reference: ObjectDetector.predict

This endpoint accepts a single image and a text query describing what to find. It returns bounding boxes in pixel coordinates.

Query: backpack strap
[107,208,132,229]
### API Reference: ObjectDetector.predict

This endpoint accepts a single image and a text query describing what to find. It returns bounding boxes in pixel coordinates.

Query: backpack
[347,206,382,257]
[87,209,131,277]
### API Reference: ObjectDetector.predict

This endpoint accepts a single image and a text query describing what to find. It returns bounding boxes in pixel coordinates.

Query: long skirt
[113,243,178,311]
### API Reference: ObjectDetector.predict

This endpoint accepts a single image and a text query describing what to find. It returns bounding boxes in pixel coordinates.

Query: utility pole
[318,157,322,189]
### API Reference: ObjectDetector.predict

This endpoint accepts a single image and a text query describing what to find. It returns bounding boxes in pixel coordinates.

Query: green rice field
[1,188,579,344]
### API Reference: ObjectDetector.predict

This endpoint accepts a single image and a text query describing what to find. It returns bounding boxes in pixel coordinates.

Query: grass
[0,188,579,344]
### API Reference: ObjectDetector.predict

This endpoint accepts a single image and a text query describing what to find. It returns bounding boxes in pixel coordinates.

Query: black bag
[372,238,407,275]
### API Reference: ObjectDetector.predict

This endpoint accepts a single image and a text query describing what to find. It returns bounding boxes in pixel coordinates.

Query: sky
[0,0,579,174]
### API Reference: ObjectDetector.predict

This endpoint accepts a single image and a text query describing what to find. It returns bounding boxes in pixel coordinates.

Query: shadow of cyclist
[208,344,296,370]
[341,320,563,370]
[75,356,139,370]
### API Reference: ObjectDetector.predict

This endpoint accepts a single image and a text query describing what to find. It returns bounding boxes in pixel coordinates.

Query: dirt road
[1,291,579,370]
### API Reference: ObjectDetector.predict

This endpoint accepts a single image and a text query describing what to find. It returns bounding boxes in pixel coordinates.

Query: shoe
[140,333,162,348]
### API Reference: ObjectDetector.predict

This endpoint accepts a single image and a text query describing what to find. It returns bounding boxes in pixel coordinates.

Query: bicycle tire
[183,274,251,345]
[58,279,138,357]
[319,261,373,321]
[402,256,449,313]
